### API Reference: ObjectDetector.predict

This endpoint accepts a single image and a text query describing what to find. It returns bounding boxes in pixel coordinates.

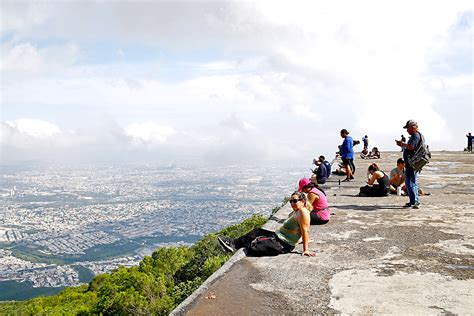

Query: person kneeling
[389,158,406,194]
[359,163,390,197]
[218,191,316,257]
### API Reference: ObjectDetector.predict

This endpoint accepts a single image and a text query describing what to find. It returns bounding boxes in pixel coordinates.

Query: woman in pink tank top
[298,178,330,225]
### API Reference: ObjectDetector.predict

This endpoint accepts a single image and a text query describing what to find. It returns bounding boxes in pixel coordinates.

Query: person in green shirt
[218,191,316,257]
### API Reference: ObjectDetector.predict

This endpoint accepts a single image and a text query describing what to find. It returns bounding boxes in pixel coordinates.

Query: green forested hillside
[0,215,267,315]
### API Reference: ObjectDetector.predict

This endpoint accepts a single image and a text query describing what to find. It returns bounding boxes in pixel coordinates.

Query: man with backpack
[396,120,424,209]
[320,156,331,179]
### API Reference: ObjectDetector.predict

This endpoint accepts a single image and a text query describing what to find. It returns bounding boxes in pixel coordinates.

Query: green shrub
[0,285,96,315]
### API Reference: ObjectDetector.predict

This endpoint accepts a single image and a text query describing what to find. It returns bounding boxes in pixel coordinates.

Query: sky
[1,1,472,166]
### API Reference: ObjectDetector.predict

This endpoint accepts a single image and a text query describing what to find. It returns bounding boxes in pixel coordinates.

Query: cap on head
[403,120,418,129]
[340,128,349,135]
[319,155,325,161]
[298,177,311,192]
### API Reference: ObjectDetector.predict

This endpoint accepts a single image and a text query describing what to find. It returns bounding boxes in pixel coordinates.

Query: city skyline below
[0,162,303,300]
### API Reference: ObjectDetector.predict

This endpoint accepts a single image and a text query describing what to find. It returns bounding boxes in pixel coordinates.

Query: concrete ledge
[171,199,293,315]
[261,202,292,232]
[170,249,246,316]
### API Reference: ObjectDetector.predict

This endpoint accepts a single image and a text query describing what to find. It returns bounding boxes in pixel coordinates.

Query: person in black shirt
[467,132,473,153]
[358,163,390,197]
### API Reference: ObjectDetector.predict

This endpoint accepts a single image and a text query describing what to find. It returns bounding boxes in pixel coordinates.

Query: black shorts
[342,158,352,165]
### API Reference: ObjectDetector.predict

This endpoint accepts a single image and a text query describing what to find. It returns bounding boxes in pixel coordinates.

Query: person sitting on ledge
[298,178,330,225]
[359,163,390,197]
[218,191,316,257]
[311,155,331,184]
[332,162,348,175]
[368,147,381,159]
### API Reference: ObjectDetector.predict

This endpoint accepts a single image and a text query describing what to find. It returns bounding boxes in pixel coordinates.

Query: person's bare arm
[389,173,400,184]
[396,140,415,150]
[298,211,315,256]
[404,143,415,150]
[367,172,378,185]
[307,192,319,205]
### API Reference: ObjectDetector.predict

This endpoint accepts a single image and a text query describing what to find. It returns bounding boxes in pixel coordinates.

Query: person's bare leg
[345,163,352,180]
[390,185,397,194]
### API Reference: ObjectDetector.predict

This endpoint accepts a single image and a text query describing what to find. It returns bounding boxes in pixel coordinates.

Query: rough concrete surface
[173,152,474,315]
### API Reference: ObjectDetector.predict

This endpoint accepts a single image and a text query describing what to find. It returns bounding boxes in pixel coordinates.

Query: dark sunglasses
[289,198,302,204]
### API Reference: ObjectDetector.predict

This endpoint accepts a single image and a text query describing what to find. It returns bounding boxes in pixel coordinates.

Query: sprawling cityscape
[0,163,307,300]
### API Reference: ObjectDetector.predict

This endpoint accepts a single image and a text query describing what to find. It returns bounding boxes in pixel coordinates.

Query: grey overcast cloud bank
[1,1,472,165]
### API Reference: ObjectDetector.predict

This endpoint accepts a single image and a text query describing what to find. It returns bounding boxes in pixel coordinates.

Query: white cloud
[283,103,320,121]
[3,119,61,138]
[0,117,300,165]
[0,43,43,73]
[0,42,80,76]
[220,113,255,133]
[125,122,176,144]
[0,2,53,35]
[0,1,472,164]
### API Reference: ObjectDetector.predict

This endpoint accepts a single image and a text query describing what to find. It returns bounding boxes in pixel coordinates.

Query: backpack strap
[414,132,425,150]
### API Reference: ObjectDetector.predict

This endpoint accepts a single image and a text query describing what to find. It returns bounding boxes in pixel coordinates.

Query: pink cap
[298,177,311,192]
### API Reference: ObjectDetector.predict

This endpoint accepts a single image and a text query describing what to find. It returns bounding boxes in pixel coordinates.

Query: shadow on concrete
[332,204,402,211]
